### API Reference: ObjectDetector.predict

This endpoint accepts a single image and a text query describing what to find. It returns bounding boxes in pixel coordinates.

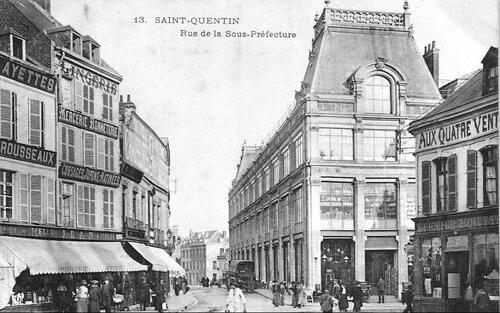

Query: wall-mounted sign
[0,223,121,241]
[446,235,469,251]
[416,214,498,233]
[58,105,119,139]
[416,111,498,152]
[0,54,56,94]
[59,162,121,187]
[61,62,118,95]
[0,138,56,167]
[121,162,144,184]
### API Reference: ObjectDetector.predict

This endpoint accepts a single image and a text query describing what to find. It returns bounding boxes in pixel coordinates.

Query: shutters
[421,161,431,215]
[109,95,113,121]
[83,85,94,115]
[77,185,84,227]
[84,132,95,167]
[0,89,16,140]
[19,174,29,221]
[103,189,109,228]
[102,93,109,120]
[61,127,67,161]
[62,126,76,163]
[29,99,43,146]
[466,150,477,208]
[47,178,55,224]
[30,175,42,223]
[447,155,457,211]
[97,136,105,169]
[60,78,72,107]
[75,81,83,111]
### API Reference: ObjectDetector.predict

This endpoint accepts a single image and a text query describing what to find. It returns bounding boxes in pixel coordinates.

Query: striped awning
[0,236,148,275]
[128,242,186,277]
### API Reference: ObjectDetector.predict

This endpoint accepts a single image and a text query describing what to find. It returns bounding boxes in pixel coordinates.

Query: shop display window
[473,233,499,297]
[364,183,397,229]
[421,237,442,297]
[320,182,354,229]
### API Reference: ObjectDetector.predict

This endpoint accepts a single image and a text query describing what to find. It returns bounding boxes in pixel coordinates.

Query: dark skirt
[272,292,281,306]
[339,295,349,311]
[89,299,100,313]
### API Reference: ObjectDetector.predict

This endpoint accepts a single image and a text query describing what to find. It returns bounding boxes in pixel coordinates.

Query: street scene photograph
[0,0,498,312]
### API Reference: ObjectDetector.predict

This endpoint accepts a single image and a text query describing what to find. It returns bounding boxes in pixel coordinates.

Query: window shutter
[466,150,477,208]
[20,174,29,221]
[75,81,83,111]
[97,136,105,169]
[89,87,94,115]
[102,93,108,120]
[447,155,457,211]
[84,133,95,167]
[83,85,89,113]
[47,178,55,224]
[422,161,431,215]
[103,189,109,228]
[109,95,113,121]
[109,190,114,228]
[61,127,67,161]
[0,89,13,139]
[30,175,42,223]
[77,185,83,227]
[68,128,75,162]
[29,99,41,146]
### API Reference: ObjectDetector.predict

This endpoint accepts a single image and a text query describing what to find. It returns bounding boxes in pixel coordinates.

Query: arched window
[364,75,392,114]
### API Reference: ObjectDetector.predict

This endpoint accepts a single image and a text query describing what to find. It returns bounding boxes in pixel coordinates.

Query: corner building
[228,3,441,298]
[408,47,498,312]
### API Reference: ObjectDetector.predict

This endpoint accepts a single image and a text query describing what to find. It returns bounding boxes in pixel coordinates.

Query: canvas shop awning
[128,242,186,277]
[0,236,148,275]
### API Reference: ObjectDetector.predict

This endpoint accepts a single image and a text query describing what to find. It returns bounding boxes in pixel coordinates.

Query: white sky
[51,0,498,237]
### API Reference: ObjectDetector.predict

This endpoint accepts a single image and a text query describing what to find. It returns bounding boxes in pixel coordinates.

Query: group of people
[270,280,307,308]
[319,280,359,313]
[54,277,115,313]
[136,277,170,313]
[172,276,189,296]
[200,276,211,287]
[225,283,247,312]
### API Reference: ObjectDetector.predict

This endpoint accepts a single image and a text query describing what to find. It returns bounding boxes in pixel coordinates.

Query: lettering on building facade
[0,223,121,241]
[61,62,118,95]
[415,214,498,234]
[58,105,119,139]
[416,111,498,151]
[0,54,56,94]
[0,138,56,167]
[59,162,121,187]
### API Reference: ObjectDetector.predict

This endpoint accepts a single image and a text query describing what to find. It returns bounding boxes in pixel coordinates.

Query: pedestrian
[402,283,414,313]
[226,283,247,312]
[138,277,151,311]
[297,282,306,308]
[181,276,188,294]
[377,276,385,303]
[88,280,101,313]
[352,281,363,312]
[464,283,474,312]
[320,289,334,313]
[473,287,491,312]
[272,281,281,307]
[55,280,70,313]
[338,280,348,312]
[291,282,299,308]
[154,278,168,313]
[101,276,115,313]
[75,280,88,313]
[332,279,341,302]
[279,281,286,306]
[173,277,181,296]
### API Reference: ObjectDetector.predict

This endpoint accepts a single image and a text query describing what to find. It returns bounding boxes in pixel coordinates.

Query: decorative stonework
[330,9,406,27]
[375,57,387,70]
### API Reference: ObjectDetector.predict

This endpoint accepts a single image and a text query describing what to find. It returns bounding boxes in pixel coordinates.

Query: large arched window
[364,75,392,113]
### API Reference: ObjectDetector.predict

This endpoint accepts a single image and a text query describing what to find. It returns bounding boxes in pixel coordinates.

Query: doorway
[445,251,469,312]
[365,250,396,294]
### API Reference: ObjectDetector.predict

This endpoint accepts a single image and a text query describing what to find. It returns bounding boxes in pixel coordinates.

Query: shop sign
[416,111,498,152]
[121,162,144,184]
[416,214,498,233]
[0,224,121,241]
[0,54,56,94]
[446,235,469,251]
[58,105,119,139]
[61,62,118,95]
[0,138,56,167]
[59,162,121,188]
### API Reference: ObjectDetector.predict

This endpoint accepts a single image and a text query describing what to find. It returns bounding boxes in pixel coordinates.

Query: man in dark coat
[88,280,101,313]
[352,281,363,312]
[101,277,114,313]
[402,283,414,313]
[319,289,334,313]
[377,277,385,303]
[138,278,151,311]
[338,280,348,312]
[154,278,168,313]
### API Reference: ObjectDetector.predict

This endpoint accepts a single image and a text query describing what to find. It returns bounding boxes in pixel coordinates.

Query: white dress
[226,287,247,312]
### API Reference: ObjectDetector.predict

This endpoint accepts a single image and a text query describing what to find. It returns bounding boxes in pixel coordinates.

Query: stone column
[306,174,322,291]
[290,237,296,282]
[398,178,410,299]
[354,178,366,282]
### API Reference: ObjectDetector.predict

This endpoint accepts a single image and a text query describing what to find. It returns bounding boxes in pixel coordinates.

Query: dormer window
[91,43,100,63]
[72,32,81,54]
[364,75,392,114]
[11,35,25,60]
[82,36,100,64]
[486,66,498,94]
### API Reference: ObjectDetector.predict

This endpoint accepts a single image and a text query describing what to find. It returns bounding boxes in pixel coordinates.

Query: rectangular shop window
[421,237,443,298]
[472,233,499,297]
[83,85,95,115]
[364,183,397,230]
[434,157,448,212]
[77,185,96,228]
[61,126,75,163]
[363,130,396,161]
[83,132,96,167]
[74,81,83,111]
[318,128,354,160]
[102,93,113,121]
[466,150,477,208]
[46,178,55,224]
[421,161,431,215]
[11,35,25,60]
[0,89,17,140]
[30,175,42,223]
[29,99,44,147]
[272,157,280,186]
[447,155,457,211]
[481,146,498,206]
[103,189,114,229]
[0,170,13,219]
[320,182,354,229]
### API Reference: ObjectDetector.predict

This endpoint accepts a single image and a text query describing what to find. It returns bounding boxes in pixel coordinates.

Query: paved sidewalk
[126,291,198,312]
[254,289,406,312]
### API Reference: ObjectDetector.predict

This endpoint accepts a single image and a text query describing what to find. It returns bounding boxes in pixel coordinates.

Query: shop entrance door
[365,250,396,295]
[445,252,469,312]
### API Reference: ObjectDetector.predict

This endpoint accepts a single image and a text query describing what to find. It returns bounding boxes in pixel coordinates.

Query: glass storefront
[321,239,354,290]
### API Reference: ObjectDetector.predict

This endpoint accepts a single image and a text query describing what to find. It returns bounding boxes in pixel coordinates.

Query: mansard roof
[233,144,261,183]
[302,7,441,100]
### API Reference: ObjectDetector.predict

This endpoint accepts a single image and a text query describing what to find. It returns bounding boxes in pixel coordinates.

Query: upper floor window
[283,148,290,177]
[294,135,303,169]
[0,170,13,219]
[364,75,391,114]
[363,130,396,161]
[482,146,498,206]
[0,89,17,141]
[364,183,397,229]
[102,93,113,122]
[72,33,82,54]
[434,155,457,212]
[11,35,25,60]
[319,128,353,160]
[272,158,279,186]
[29,99,44,147]
[320,182,354,230]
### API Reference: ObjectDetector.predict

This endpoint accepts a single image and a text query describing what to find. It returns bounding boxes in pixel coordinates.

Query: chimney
[33,0,51,13]
[423,41,439,86]
[119,94,136,117]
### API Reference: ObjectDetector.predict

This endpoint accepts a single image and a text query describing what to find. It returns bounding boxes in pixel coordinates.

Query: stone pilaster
[306,174,322,290]
[354,178,366,282]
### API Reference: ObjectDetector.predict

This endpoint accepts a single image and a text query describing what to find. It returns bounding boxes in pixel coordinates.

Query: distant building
[181,230,229,284]
[228,2,441,298]
[409,47,498,312]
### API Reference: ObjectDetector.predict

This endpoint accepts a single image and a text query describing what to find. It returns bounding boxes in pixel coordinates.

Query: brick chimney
[33,0,51,13]
[423,41,439,86]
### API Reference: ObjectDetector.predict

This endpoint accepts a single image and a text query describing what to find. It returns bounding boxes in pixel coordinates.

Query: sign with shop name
[0,54,56,94]
[59,162,121,187]
[0,138,56,167]
[446,235,469,251]
[61,62,118,95]
[0,224,121,241]
[416,111,498,151]
[58,105,119,139]
[121,162,144,183]
[416,214,498,233]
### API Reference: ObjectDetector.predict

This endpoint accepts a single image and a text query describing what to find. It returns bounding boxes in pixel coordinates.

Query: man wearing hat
[352,281,363,312]
[88,280,101,313]
[402,283,414,313]
[319,288,334,313]
[101,276,115,313]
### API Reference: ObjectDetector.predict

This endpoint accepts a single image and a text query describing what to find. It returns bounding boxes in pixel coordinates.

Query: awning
[365,236,398,250]
[0,236,148,275]
[128,242,186,277]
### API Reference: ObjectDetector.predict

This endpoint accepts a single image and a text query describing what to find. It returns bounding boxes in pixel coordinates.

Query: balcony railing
[124,216,146,231]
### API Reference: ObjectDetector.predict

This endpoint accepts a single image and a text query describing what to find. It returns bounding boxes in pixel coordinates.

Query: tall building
[408,47,498,312]
[228,2,441,298]
[181,230,229,284]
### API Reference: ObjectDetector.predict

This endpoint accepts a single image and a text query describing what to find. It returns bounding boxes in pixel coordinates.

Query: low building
[408,47,498,312]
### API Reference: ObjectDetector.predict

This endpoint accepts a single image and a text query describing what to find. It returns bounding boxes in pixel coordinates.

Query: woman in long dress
[75,280,89,313]
[226,283,247,312]
[88,280,101,313]
[272,281,281,307]
[338,280,349,312]
[291,282,299,308]
[297,282,306,308]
